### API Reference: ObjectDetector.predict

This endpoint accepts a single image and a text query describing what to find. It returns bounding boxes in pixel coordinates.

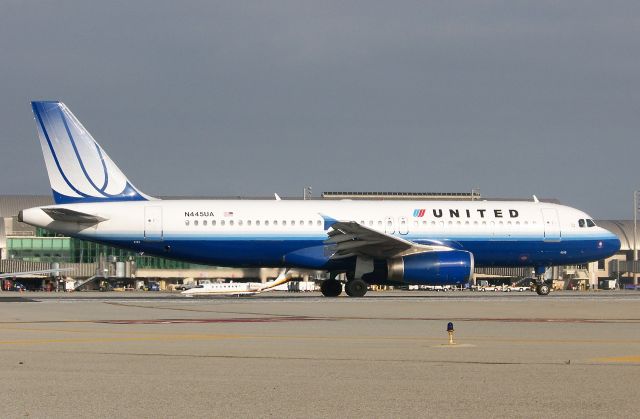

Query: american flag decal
[224,211,234,217]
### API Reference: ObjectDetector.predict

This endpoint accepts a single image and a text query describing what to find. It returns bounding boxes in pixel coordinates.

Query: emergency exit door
[398,217,409,235]
[144,207,163,241]
[384,217,395,234]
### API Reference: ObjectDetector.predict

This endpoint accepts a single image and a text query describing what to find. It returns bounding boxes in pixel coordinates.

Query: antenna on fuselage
[532,195,539,203]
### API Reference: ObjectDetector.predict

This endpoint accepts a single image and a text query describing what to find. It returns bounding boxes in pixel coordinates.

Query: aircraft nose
[599,230,621,257]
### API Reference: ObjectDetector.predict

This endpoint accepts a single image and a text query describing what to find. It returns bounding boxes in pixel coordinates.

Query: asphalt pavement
[1,290,639,418]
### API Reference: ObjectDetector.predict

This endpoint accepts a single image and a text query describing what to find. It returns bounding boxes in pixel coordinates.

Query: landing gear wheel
[536,283,550,296]
[345,279,368,298]
[320,279,342,297]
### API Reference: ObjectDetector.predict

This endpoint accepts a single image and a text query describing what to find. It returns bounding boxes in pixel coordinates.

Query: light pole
[635,191,639,286]
[303,186,312,201]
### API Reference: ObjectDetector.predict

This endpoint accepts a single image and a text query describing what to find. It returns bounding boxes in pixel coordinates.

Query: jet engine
[362,250,474,285]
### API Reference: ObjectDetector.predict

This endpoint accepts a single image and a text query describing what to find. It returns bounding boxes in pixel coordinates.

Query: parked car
[478,286,499,292]
[147,282,160,291]
[11,282,26,291]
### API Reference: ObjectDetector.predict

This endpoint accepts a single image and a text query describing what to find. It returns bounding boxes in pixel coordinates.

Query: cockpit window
[578,219,585,228]
[586,219,596,227]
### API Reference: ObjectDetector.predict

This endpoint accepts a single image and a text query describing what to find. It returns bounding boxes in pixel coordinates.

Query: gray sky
[0,1,638,219]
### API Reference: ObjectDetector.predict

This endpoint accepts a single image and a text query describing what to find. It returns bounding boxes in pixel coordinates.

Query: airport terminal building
[0,194,637,291]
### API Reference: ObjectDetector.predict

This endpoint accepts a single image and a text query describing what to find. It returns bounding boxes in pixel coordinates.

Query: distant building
[0,194,637,290]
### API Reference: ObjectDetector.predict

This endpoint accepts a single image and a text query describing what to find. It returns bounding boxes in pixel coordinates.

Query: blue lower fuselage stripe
[88,233,620,270]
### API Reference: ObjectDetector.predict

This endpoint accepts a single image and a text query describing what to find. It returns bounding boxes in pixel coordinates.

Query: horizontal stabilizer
[42,208,107,224]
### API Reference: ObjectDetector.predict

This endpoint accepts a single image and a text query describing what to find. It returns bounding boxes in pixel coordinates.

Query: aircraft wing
[325,221,451,259]
[42,208,107,224]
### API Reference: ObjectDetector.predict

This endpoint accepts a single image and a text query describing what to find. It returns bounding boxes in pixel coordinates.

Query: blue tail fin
[31,101,153,204]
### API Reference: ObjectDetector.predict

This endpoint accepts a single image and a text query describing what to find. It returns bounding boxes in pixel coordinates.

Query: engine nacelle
[385,250,474,285]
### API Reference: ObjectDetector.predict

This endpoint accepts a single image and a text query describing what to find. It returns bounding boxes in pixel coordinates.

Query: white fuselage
[21,199,620,271]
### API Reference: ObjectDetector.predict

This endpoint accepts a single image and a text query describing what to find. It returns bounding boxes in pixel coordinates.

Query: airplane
[19,101,621,297]
[181,282,264,296]
[181,269,293,296]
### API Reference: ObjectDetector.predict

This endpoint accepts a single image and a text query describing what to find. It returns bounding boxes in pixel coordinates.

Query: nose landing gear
[531,267,552,296]
[535,282,551,296]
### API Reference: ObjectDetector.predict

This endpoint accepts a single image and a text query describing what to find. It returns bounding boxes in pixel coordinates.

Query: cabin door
[541,208,561,242]
[144,206,163,241]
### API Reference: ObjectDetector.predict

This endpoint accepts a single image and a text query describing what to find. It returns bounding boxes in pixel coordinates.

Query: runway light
[447,322,455,345]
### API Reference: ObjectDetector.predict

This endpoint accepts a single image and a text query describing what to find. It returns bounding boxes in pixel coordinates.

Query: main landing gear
[320,277,369,298]
[345,279,368,298]
[320,279,342,297]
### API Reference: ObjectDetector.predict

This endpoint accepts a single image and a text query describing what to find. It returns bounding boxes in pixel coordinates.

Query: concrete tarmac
[1,290,640,418]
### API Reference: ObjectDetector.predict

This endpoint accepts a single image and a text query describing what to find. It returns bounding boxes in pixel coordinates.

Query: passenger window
[587,219,596,227]
[238,220,243,226]
[220,220,225,226]
[283,220,287,226]
[194,220,199,226]
[212,220,216,226]
[578,219,585,228]
[256,220,260,226]
[247,220,251,226]
[265,220,269,226]
[185,220,190,226]
[291,220,295,226]
[317,220,322,226]
[308,220,312,226]
[203,220,207,226]
[229,220,234,226]
[273,220,278,226]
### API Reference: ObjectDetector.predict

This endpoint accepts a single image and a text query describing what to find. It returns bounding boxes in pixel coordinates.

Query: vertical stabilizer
[31,101,153,204]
